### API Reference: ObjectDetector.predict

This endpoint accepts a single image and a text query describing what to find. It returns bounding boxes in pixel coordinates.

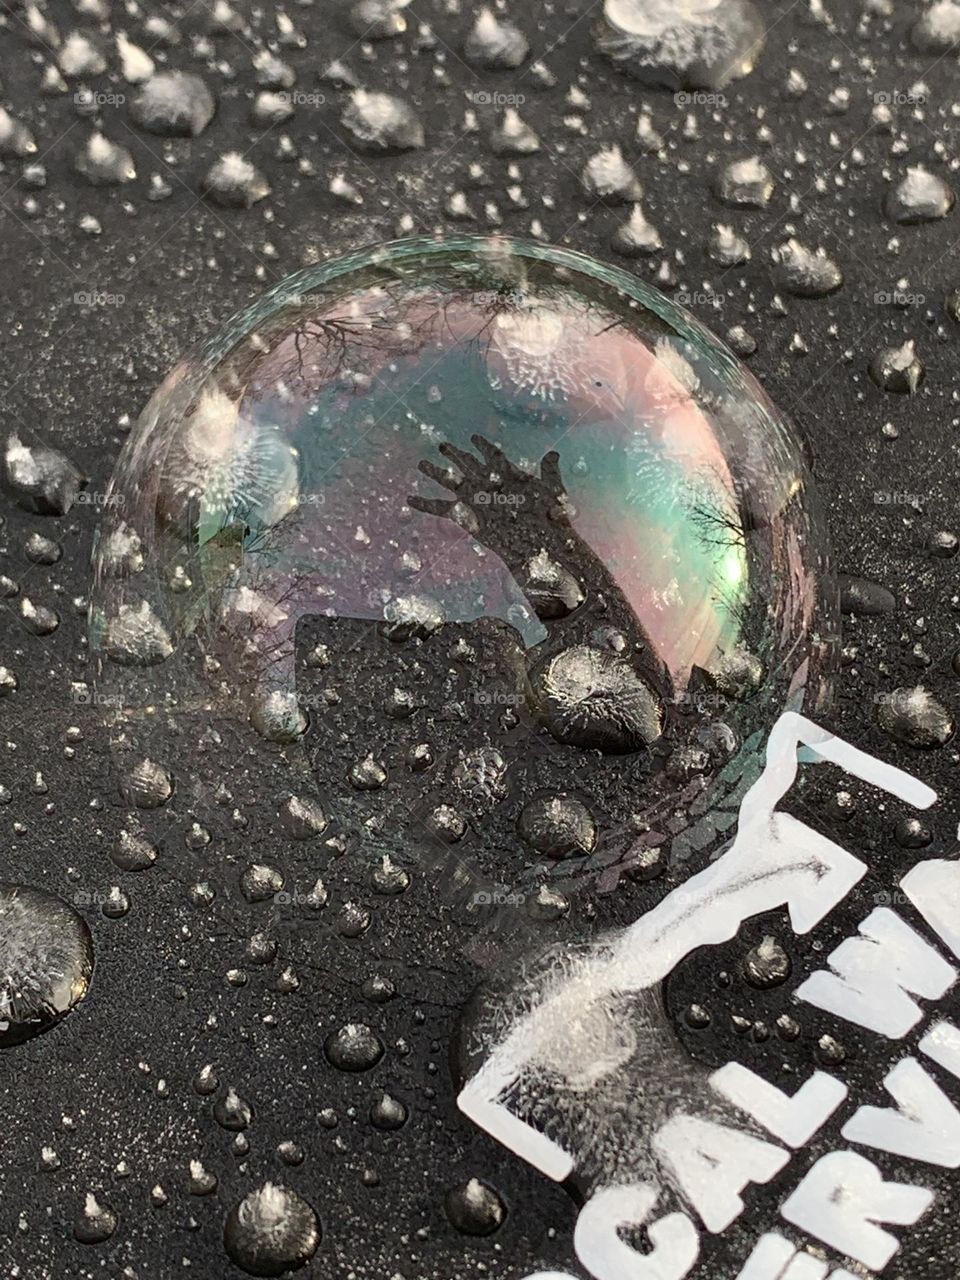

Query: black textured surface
[2,0,960,1277]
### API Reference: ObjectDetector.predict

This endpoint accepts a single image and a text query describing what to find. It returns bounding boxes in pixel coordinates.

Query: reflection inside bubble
[92,235,834,891]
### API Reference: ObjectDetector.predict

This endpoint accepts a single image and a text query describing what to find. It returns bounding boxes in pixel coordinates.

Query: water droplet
[772,239,843,297]
[592,0,765,88]
[340,91,424,152]
[223,1183,320,1276]
[464,8,528,68]
[203,153,271,208]
[370,1092,408,1129]
[581,144,643,202]
[130,72,216,137]
[517,794,597,859]
[74,131,136,185]
[716,156,775,208]
[876,687,954,749]
[324,1023,385,1071]
[74,1192,117,1244]
[886,165,955,224]
[4,433,85,515]
[0,885,93,1045]
[869,338,925,394]
[444,1177,506,1235]
[742,935,791,988]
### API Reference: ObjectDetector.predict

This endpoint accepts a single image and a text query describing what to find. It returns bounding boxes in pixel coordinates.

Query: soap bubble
[91,235,835,897]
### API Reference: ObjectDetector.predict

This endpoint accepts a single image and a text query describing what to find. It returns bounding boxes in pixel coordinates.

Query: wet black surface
[2,1,960,1277]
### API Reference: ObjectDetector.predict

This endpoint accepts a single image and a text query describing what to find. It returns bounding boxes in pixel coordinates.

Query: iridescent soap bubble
[91,235,835,894]
[0,884,94,1046]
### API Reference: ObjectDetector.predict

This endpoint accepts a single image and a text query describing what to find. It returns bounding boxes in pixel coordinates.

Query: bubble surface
[92,234,835,889]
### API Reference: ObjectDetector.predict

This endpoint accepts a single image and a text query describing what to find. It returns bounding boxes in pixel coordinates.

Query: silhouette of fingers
[408,494,454,518]
[418,458,461,492]
[469,434,524,481]
[438,441,485,481]
[540,450,564,494]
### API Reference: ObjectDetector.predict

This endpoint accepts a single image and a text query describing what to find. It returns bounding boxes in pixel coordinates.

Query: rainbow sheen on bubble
[90,236,835,878]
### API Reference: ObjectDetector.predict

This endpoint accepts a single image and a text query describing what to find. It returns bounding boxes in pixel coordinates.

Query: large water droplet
[0,885,94,1046]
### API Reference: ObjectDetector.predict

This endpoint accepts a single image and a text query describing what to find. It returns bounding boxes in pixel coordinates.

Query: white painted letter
[653,1115,789,1233]
[842,1057,960,1166]
[794,908,956,1037]
[901,860,960,961]
[573,1184,699,1280]
[781,1150,934,1270]
[710,1064,848,1148]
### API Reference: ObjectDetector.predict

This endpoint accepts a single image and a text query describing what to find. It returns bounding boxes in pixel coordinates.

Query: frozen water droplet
[444,1177,506,1235]
[772,238,843,297]
[876,686,954,748]
[370,1092,407,1129]
[742,935,791,988]
[517,793,597,859]
[886,165,955,224]
[490,108,539,156]
[869,338,925,394]
[74,1192,116,1244]
[215,1085,253,1130]
[223,1183,320,1276]
[581,144,643,202]
[716,156,775,207]
[279,794,327,839]
[4,434,85,515]
[324,1022,385,1070]
[464,7,529,68]
[0,108,36,158]
[0,885,93,1046]
[708,223,750,266]
[912,0,960,52]
[203,153,271,208]
[116,31,155,83]
[102,600,173,666]
[531,645,664,752]
[130,72,216,137]
[349,0,410,39]
[593,0,765,89]
[240,864,284,903]
[340,90,424,152]
[58,31,106,77]
[74,131,136,186]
